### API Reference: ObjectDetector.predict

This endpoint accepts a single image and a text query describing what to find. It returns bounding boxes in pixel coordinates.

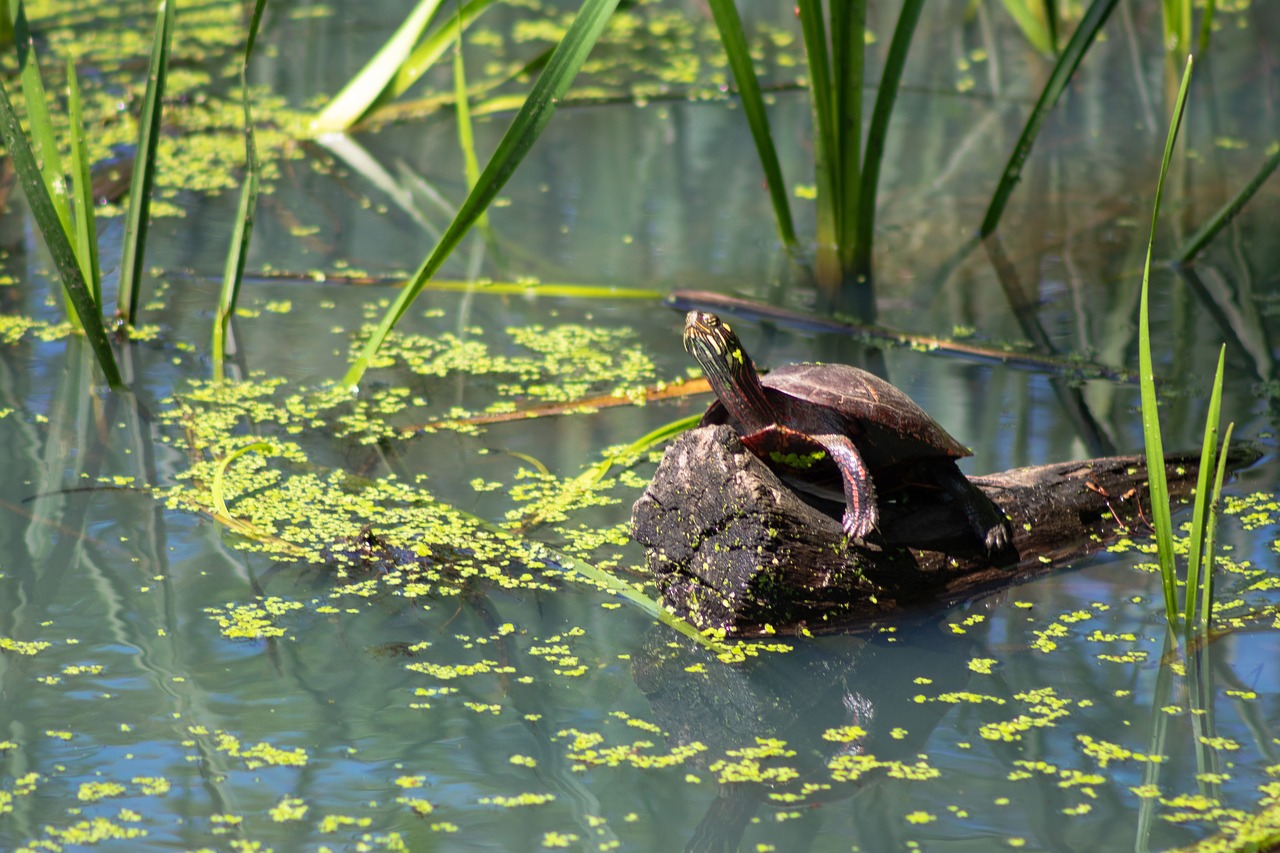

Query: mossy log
[631,425,1256,637]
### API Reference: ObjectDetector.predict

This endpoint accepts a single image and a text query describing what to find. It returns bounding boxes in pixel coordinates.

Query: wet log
[630,425,1257,637]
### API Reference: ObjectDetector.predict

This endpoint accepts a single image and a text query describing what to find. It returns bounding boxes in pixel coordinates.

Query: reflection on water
[1,1,1280,850]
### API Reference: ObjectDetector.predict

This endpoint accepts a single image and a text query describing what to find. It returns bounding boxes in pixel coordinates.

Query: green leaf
[14,1,70,240]
[1138,55,1193,630]
[1043,0,1060,54]
[341,0,623,391]
[980,0,1119,237]
[1182,345,1223,627]
[706,0,797,251]
[853,0,923,283]
[310,0,444,134]
[213,0,267,381]
[1197,0,1216,53]
[0,73,122,388]
[1174,144,1280,264]
[452,7,487,235]
[797,0,837,280]
[66,59,100,306]
[830,0,865,272]
[14,1,80,325]
[118,0,175,325]
[996,0,1053,55]
[390,0,495,101]
[1199,421,1233,633]
[574,413,702,490]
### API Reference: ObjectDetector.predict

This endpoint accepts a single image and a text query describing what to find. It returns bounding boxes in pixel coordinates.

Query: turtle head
[683,311,775,430]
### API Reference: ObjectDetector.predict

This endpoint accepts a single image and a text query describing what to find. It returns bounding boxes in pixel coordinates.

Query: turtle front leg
[808,432,878,540]
[746,425,879,541]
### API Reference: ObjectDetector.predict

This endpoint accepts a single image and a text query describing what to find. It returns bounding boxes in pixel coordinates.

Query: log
[630,425,1258,637]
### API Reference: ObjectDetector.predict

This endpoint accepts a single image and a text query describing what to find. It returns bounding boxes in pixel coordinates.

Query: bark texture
[631,425,1253,636]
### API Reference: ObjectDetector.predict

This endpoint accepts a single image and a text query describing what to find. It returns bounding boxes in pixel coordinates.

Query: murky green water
[2,2,1280,851]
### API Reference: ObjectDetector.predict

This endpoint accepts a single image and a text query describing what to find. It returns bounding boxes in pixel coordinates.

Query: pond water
[2,1,1280,851]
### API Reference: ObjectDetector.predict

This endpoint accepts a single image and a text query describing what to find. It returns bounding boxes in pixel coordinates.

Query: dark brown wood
[631,425,1257,637]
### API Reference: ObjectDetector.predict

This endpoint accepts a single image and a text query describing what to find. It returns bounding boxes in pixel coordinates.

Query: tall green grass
[14,2,80,324]
[0,0,274,388]
[0,0,177,386]
[709,0,1135,305]
[997,0,1059,56]
[0,81,120,385]
[309,0,497,134]
[0,1,124,387]
[695,1,926,306]
[1135,55,1234,637]
[705,0,798,255]
[1161,0,1218,55]
[981,0,1119,237]
[212,0,267,382]
[117,0,173,326]
[66,59,100,306]
[340,0,623,391]
[310,0,1254,389]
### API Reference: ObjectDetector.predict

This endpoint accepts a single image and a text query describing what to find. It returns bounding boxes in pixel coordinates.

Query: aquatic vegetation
[142,317,686,673]
[0,3,1276,851]
[1135,57,1236,638]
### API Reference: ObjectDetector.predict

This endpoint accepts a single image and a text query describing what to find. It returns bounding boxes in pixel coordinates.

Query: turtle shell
[701,362,970,466]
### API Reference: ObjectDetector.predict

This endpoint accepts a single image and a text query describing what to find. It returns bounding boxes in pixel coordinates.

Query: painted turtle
[682,311,1010,551]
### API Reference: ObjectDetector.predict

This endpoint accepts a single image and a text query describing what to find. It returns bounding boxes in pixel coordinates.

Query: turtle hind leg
[937,463,1011,552]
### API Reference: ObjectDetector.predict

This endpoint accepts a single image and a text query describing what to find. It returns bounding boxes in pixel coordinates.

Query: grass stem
[1137,55,1193,630]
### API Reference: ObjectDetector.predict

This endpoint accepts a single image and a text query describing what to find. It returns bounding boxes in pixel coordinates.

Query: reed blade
[1197,0,1216,53]
[1182,345,1224,626]
[1174,145,1280,264]
[997,0,1054,55]
[452,7,488,237]
[797,0,837,275]
[390,0,495,101]
[830,0,865,271]
[310,0,444,133]
[118,0,175,325]
[66,59,101,305]
[1138,55,1193,629]
[575,413,702,490]
[213,0,267,381]
[14,1,70,239]
[853,0,923,282]
[707,0,797,251]
[0,75,122,388]
[341,0,622,391]
[1044,0,1060,53]
[1199,421,1234,633]
[14,2,79,324]
[980,0,1119,237]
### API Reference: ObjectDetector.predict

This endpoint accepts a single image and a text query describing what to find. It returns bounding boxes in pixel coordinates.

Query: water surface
[1,2,1279,851]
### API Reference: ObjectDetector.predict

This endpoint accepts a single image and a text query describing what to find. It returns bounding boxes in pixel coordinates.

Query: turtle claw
[983,520,1012,553]
[969,499,1012,553]
[841,508,877,542]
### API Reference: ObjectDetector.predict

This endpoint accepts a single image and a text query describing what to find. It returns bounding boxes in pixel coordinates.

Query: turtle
[682,310,1010,552]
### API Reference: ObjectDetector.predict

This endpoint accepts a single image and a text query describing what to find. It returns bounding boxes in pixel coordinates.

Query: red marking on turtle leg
[809,432,877,540]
